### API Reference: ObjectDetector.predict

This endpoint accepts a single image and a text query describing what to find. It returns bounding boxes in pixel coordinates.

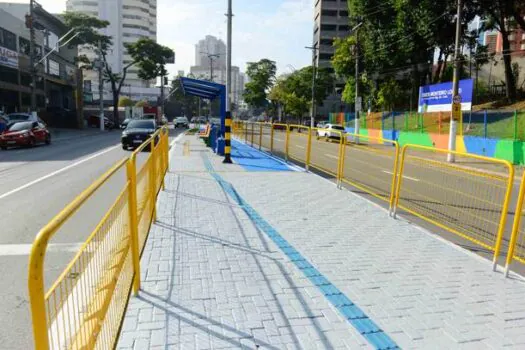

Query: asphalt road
[0,127,182,350]
[253,130,524,276]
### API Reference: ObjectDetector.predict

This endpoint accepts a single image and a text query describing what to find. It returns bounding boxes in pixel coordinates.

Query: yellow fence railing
[28,127,170,350]
[393,145,514,271]
[341,134,399,211]
[232,120,524,274]
[506,171,525,275]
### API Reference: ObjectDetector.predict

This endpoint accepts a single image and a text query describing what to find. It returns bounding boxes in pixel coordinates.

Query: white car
[316,124,346,140]
[174,116,189,128]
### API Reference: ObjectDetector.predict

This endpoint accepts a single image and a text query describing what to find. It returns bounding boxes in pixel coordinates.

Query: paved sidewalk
[118,134,525,349]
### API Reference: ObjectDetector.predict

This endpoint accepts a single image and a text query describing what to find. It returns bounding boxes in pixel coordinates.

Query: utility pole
[201,53,220,82]
[305,44,318,128]
[29,0,37,117]
[353,22,363,142]
[160,74,165,120]
[223,0,233,164]
[97,40,104,131]
[448,0,462,162]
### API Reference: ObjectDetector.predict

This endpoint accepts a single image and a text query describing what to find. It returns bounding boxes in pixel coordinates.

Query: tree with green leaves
[118,96,133,107]
[135,100,149,108]
[334,0,478,110]
[62,12,174,123]
[472,0,518,101]
[269,66,333,121]
[243,59,277,111]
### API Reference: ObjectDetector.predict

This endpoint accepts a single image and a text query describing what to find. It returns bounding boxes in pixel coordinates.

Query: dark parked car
[0,121,51,150]
[87,115,116,129]
[121,119,158,150]
[120,118,131,129]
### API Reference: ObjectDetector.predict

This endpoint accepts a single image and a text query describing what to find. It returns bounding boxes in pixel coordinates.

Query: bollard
[223,112,232,163]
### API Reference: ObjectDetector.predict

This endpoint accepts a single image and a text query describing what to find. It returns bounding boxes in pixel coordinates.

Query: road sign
[452,101,462,121]
[453,95,462,104]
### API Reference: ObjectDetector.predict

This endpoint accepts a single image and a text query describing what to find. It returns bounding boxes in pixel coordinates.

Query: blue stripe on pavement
[231,139,294,172]
[203,155,399,350]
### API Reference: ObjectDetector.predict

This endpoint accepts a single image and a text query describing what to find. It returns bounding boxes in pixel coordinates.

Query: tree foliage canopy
[243,59,277,109]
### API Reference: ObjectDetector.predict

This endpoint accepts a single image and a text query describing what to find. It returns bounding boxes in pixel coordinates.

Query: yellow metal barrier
[506,171,525,275]
[287,125,311,168]
[28,127,170,350]
[340,134,399,210]
[308,127,344,178]
[260,123,272,151]
[270,123,289,160]
[393,144,513,270]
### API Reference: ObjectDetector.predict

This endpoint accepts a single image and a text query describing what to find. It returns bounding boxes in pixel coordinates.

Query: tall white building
[66,0,159,100]
[195,35,226,68]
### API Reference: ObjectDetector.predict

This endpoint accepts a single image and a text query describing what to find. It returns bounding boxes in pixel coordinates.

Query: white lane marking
[382,170,419,182]
[169,132,185,157]
[295,145,305,149]
[324,154,339,159]
[273,138,284,142]
[0,243,83,256]
[0,144,120,200]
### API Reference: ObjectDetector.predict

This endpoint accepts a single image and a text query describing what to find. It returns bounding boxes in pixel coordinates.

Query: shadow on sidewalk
[145,170,338,348]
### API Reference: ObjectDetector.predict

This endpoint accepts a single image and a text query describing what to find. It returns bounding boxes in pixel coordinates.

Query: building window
[521,43,525,50]
[0,65,18,84]
[321,24,337,31]
[19,37,30,55]
[320,53,333,60]
[0,28,17,51]
[321,10,337,16]
[339,10,349,17]
[320,38,333,46]
[339,25,350,32]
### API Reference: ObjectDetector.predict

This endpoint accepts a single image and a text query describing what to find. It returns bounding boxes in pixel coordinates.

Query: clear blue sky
[16,0,315,77]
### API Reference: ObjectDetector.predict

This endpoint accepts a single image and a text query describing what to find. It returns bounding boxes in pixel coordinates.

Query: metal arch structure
[179,77,226,135]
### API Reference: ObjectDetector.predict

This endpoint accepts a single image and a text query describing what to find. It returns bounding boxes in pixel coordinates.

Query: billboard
[418,79,473,112]
[0,46,18,69]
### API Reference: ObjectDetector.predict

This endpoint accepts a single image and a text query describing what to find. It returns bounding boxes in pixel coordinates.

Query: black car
[120,118,131,129]
[121,119,158,150]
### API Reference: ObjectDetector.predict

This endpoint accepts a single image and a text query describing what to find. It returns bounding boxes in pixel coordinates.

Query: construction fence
[28,128,170,350]
[234,121,524,274]
[329,110,525,140]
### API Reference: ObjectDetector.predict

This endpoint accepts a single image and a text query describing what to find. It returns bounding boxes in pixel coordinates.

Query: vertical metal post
[270,126,274,153]
[223,112,232,163]
[223,0,233,164]
[310,45,317,128]
[448,0,463,162]
[150,137,157,221]
[98,40,105,131]
[306,127,312,171]
[285,125,289,161]
[381,111,385,130]
[514,110,518,140]
[405,112,408,131]
[354,28,360,142]
[259,124,262,150]
[126,158,141,294]
[29,0,37,116]
[484,109,488,139]
[392,112,396,131]
[420,113,424,133]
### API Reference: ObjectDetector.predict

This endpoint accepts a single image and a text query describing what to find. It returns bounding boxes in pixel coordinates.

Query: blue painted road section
[203,155,399,350]
[231,139,293,172]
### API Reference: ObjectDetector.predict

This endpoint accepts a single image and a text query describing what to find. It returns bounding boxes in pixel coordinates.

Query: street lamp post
[29,0,37,117]
[223,0,233,164]
[448,0,463,163]
[305,45,319,128]
[352,22,363,142]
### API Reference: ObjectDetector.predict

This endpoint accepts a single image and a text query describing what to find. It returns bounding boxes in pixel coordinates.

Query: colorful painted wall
[344,127,524,165]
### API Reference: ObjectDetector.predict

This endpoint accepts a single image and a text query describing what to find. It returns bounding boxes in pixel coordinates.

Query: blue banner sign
[418,79,473,112]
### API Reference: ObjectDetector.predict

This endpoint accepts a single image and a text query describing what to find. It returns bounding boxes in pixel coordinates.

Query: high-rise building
[313,0,350,70]
[195,35,226,68]
[190,35,245,109]
[66,0,160,101]
[312,0,350,117]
